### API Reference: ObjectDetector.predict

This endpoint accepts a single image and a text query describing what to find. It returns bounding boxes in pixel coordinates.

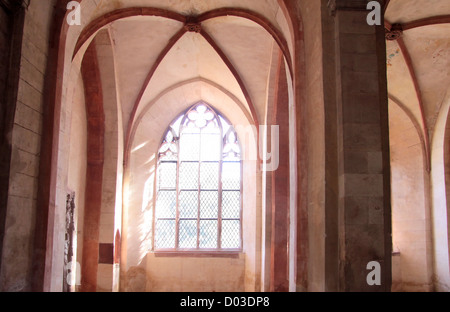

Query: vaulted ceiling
[70,0,450,166]
[385,0,450,166]
[71,0,293,158]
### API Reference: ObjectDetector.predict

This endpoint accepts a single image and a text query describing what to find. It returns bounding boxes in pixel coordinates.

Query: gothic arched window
[154,103,242,251]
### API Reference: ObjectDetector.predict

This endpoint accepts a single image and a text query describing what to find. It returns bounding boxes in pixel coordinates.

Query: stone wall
[0,4,14,290]
[389,102,433,292]
[431,92,450,292]
[146,254,245,292]
[0,0,55,292]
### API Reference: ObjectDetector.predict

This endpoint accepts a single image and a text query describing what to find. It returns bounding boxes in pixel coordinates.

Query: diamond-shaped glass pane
[199,220,218,249]
[155,220,175,249]
[179,220,197,249]
[222,162,241,190]
[179,191,198,219]
[222,220,240,249]
[158,162,177,189]
[222,191,241,219]
[179,162,199,190]
[155,191,176,218]
[200,162,219,189]
[200,191,218,219]
[201,133,221,161]
[180,133,200,161]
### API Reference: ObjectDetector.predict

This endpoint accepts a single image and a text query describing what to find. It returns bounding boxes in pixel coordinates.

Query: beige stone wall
[389,102,433,292]
[431,91,450,292]
[443,107,450,290]
[146,253,245,292]
[0,0,55,292]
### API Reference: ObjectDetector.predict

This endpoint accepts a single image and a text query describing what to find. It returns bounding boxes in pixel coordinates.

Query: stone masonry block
[344,174,384,197]
[343,123,382,152]
[340,33,377,54]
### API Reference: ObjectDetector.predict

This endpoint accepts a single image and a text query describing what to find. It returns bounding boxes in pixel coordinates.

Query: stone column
[270,54,290,292]
[0,0,27,291]
[80,43,105,292]
[326,0,391,292]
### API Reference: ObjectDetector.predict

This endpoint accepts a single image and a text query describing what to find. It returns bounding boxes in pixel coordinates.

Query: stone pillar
[80,43,105,292]
[326,0,391,292]
[0,0,26,291]
[270,54,290,292]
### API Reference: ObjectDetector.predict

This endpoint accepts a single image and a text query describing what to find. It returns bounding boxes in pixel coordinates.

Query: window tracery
[154,103,242,251]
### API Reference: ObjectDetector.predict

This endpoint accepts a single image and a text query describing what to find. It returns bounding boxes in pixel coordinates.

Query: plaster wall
[443,107,450,289]
[146,254,245,292]
[431,91,450,291]
[390,103,433,292]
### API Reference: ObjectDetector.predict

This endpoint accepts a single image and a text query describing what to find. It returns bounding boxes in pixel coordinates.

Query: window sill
[151,250,243,259]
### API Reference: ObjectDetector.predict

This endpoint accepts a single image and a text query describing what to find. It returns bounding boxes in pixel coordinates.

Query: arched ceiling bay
[108,16,184,131]
[72,1,293,159]
[127,16,276,129]
[385,0,450,166]
[201,16,276,124]
[106,14,279,147]
[88,0,285,32]
[385,0,450,24]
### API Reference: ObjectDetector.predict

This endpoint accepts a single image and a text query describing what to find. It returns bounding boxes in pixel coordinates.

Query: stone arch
[277,0,308,292]
[36,0,303,292]
[68,6,295,163]
[34,2,124,289]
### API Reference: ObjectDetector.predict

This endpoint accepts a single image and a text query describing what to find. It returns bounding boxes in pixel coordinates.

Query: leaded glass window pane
[154,103,242,251]
[180,134,200,161]
[221,220,241,249]
[222,191,241,219]
[155,191,176,219]
[200,220,218,249]
[179,162,199,190]
[222,162,241,190]
[155,220,176,249]
[179,220,198,249]
[158,162,177,189]
[200,191,219,219]
[179,191,198,219]
[200,162,219,189]
[201,133,221,161]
